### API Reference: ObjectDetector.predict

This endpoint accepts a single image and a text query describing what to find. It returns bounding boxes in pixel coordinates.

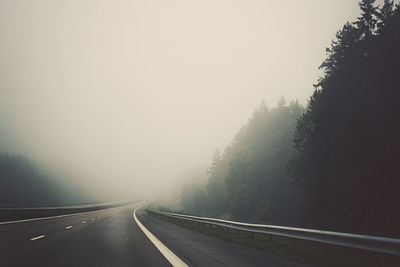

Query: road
[0,203,305,266]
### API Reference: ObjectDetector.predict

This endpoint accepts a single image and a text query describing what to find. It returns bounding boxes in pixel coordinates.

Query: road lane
[136,209,307,267]
[0,204,171,267]
[134,208,188,266]
[1,204,307,267]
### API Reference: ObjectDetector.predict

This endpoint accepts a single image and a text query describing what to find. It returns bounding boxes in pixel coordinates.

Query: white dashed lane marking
[30,235,45,241]
[65,226,73,229]
[81,221,87,224]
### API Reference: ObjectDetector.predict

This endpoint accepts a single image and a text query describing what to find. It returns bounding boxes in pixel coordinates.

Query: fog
[0,0,363,201]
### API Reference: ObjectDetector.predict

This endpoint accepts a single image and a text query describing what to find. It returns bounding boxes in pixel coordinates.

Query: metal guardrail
[0,201,133,222]
[148,209,400,256]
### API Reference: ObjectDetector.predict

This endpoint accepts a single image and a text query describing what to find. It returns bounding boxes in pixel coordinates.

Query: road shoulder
[136,209,307,267]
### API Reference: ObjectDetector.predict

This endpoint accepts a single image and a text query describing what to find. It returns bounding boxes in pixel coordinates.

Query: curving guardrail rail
[148,209,400,256]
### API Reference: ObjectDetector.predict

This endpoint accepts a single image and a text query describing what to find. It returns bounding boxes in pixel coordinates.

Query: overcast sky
[0,0,366,200]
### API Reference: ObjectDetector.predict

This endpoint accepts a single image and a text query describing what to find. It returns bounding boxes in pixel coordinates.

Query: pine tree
[355,0,378,38]
[291,0,400,236]
[377,0,394,30]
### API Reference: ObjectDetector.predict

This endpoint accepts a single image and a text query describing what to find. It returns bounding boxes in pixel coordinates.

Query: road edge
[133,208,188,267]
[0,205,127,225]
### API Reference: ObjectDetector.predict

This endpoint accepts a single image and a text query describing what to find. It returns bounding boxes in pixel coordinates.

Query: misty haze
[1,0,399,266]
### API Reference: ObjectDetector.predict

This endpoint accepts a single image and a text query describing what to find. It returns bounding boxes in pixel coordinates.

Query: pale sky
[0,0,364,200]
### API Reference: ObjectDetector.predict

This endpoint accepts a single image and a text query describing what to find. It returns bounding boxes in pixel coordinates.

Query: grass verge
[148,211,399,267]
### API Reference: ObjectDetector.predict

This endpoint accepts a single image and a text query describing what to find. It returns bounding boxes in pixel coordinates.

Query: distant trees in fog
[0,154,92,207]
[181,99,305,225]
[180,0,400,237]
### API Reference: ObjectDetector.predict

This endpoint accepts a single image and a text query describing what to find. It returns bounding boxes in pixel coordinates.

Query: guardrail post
[148,209,400,256]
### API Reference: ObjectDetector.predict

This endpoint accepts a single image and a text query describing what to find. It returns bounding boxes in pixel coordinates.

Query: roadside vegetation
[0,154,94,207]
[150,211,399,267]
[176,0,400,238]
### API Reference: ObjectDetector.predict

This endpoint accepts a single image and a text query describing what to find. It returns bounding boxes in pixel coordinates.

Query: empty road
[0,203,305,266]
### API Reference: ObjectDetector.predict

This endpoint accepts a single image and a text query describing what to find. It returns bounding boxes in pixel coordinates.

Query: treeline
[181,100,305,226]
[179,0,400,237]
[0,154,92,207]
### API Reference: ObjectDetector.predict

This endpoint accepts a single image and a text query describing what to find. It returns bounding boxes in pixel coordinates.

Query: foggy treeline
[180,99,305,223]
[177,0,400,237]
[0,154,94,207]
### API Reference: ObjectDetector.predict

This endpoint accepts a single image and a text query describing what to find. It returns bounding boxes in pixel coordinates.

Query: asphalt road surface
[136,210,306,267]
[0,203,305,266]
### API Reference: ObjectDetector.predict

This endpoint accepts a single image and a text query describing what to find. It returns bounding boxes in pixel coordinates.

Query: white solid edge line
[133,208,188,267]
[0,212,87,225]
[0,205,128,225]
[30,235,45,241]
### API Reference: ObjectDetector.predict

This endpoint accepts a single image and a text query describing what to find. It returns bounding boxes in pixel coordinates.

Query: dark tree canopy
[291,0,400,236]
[179,1,400,238]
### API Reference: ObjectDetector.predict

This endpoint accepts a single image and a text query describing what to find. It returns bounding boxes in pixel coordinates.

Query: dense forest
[181,99,305,226]
[0,154,93,207]
[179,0,400,237]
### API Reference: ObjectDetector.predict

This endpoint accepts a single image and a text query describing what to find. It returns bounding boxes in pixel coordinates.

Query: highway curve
[0,204,170,267]
[0,203,305,266]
